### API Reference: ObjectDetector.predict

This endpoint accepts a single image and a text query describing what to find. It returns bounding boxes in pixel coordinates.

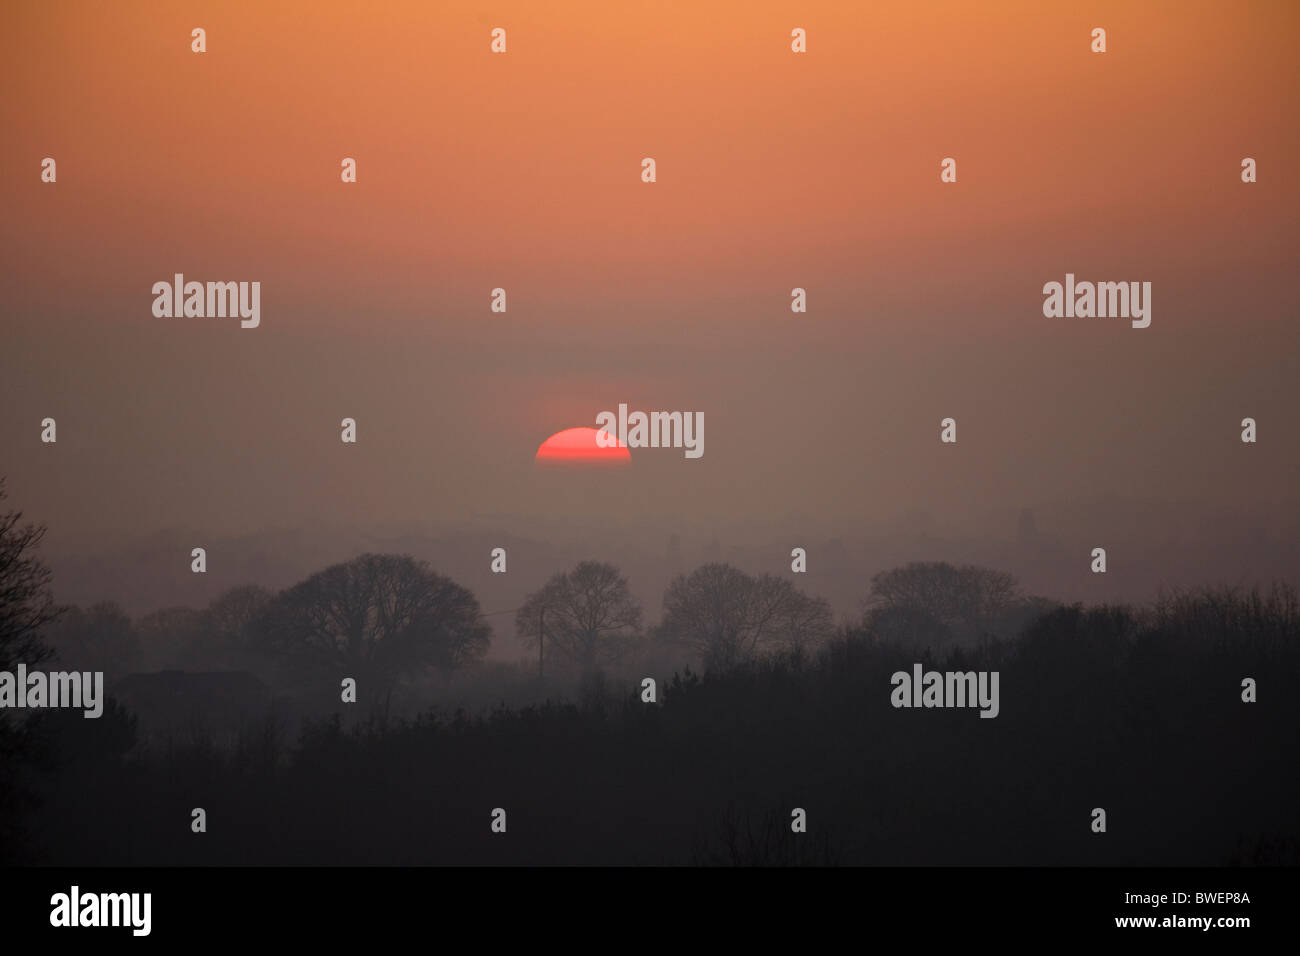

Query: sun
[535,427,631,466]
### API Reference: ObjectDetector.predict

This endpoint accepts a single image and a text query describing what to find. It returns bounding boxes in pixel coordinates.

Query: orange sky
[1,0,1297,548]
[5,1,1296,311]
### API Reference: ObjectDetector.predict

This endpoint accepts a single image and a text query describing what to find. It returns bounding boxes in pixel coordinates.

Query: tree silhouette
[863,561,1019,646]
[0,479,58,674]
[515,561,641,674]
[659,563,833,671]
[44,601,139,682]
[258,553,490,698]
[201,585,274,671]
[135,605,205,671]
[0,478,60,862]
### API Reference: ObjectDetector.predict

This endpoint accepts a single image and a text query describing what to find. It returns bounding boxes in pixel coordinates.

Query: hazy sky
[2,1,1297,595]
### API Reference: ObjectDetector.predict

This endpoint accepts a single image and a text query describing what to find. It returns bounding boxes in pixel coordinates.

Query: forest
[1,481,1296,866]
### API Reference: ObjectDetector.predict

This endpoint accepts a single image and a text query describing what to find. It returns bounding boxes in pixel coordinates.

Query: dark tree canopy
[863,561,1021,647]
[659,563,834,671]
[127,587,276,673]
[200,585,274,671]
[516,561,641,672]
[259,553,490,694]
[135,605,205,671]
[0,479,60,863]
[43,601,139,682]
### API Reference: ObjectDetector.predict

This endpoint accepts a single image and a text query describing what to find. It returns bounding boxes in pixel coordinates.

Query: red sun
[535,427,631,466]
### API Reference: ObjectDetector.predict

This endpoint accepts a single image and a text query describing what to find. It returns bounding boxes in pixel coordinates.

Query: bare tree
[0,479,58,674]
[44,601,139,682]
[136,605,205,671]
[863,561,1019,645]
[0,479,60,862]
[201,585,274,671]
[260,554,490,697]
[775,579,836,655]
[659,563,833,671]
[515,561,641,674]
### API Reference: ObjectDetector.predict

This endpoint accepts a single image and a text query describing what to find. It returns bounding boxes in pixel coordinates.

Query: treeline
[18,581,1300,866]
[40,552,1051,696]
[4,481,1298,865]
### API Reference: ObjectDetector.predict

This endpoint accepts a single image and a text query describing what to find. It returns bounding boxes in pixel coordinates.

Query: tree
[0,479,61,862]
[515,561,641,674]
[863,562,1019,646]
[43,601,140,683]
[659,563,834,671]
[200,585,274,671]
[259,554,489,696]
[122,587,274,676]
[862,603,951,650]
[0,479,58,674]
[135,605,206,671]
